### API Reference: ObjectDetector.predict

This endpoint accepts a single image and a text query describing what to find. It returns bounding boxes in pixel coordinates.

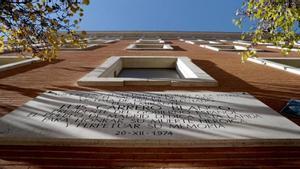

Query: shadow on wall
[55,66,96,73]
[192,59,300,113]
[0,83,44,117]
[0,103,18,116]
[171,46,186,51]
[0,58,299,125]
[46,58,300,116]
[192,59,256,91]
[0,84,44,98]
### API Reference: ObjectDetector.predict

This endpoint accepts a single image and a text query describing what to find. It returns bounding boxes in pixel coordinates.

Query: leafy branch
[234,0,300,61]
[0,0,90,61]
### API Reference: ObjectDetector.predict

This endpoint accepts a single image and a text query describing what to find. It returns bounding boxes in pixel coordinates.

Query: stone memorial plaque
[0,91,300,146]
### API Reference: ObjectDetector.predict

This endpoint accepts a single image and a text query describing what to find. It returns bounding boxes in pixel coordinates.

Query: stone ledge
[0,56,40,72]
[60,44,102,51]
[1,138,300,148]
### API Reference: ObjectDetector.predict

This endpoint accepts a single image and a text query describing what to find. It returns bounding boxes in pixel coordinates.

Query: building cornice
[85,31,243,40]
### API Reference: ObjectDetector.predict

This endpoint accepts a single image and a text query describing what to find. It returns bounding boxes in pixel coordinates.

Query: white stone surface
[77,56,218,87]
[0,91,300,146]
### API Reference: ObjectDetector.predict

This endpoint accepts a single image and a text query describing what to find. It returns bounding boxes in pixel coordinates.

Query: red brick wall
[1,40,300,124]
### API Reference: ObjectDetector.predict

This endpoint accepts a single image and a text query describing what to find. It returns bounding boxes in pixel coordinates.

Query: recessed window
[248,57,300,75]
[135,39,165,44]
[78,56,218,87]
[118,68,181,79]
[126,44,173,50]
[88,38,120,44]
[185,40,222,45]
[200,44,263,52]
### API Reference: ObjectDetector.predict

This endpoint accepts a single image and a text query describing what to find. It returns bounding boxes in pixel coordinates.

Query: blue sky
[79,0,245,32]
